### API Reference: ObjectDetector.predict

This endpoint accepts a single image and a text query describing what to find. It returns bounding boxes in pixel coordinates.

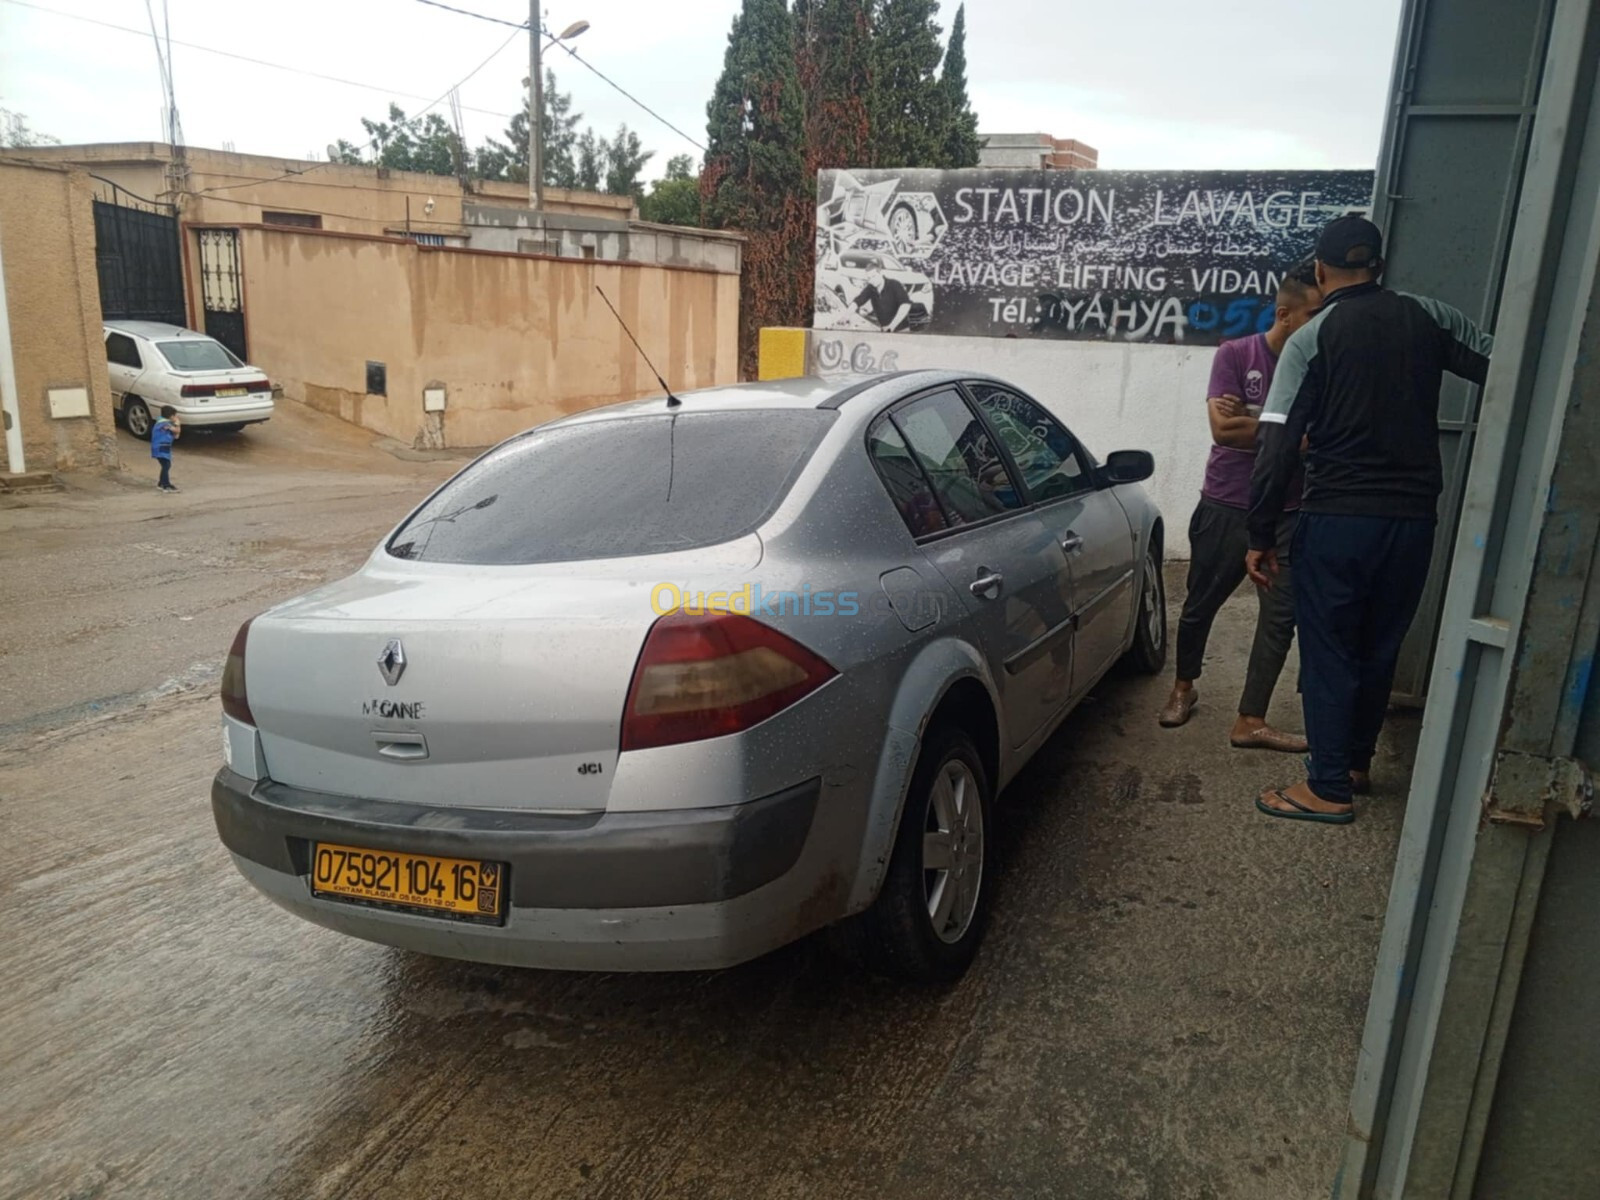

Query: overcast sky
[1,0,1403,180]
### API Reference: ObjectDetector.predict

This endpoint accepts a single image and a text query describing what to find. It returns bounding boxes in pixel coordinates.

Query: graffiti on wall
[812,337,900,374]
[814,167,1375,346]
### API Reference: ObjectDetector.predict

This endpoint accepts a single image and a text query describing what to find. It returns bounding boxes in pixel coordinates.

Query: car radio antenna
[595,285,681,408]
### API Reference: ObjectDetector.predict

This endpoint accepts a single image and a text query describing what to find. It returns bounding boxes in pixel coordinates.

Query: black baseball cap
[1315,215,1384,269]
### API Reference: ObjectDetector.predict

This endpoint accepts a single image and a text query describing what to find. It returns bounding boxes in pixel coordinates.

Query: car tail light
[621,612,836,751]
[221,618,256,726]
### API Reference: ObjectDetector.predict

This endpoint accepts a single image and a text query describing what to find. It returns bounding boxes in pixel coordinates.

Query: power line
[395,0,708,153]
[0,0,518,122]
[411,0,528,29]
[195,25,523,194]
[551,39,707,153]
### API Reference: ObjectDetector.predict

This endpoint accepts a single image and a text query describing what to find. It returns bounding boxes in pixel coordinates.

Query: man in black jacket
[1245,216,1493,823]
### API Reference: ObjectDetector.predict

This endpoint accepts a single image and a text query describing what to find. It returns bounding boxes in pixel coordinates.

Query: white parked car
[103,321,274,438]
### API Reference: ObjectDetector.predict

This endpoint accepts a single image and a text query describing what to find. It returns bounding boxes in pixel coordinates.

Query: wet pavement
[0,405,1414,1199]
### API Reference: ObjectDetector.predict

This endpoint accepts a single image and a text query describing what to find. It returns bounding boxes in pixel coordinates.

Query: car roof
[546,371,975,428]
[103,320,213,340]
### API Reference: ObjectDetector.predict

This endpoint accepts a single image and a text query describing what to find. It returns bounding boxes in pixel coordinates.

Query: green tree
[603,123,655,197]
[0,107,58,148]
[939,4,980,167]
[869,0,947,168]
[575,129,604,192]
[795,0,872,172]
[352,103,462,176]
[329,138,368,165]
[640,157,701,225]
[473,72,581,185]
[703,0,812,373]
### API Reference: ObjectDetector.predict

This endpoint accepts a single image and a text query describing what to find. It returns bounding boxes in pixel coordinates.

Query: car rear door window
[106,333,142,369]
[967,383,1093,503]
[867,418,948,538]
[388,410,833,564]
[891,389,1023,526]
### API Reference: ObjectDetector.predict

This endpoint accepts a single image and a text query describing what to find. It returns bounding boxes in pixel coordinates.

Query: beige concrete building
[978,133,1099,170]
[0,158,119,478]
[8,142,633,239]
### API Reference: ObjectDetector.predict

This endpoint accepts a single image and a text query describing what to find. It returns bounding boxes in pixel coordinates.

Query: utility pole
[529,1,542,221]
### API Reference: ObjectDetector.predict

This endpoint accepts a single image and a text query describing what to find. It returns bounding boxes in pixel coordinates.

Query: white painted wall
[808,330,1216,558]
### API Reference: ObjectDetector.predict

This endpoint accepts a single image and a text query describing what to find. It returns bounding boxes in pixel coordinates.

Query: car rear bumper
[172,397,274,426]
[213,768,844,971]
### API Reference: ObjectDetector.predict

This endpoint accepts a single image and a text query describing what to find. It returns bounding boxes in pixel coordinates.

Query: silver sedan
[213,370,1166,981]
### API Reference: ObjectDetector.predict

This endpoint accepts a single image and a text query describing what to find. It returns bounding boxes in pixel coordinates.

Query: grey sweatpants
[1175,497,1297,717]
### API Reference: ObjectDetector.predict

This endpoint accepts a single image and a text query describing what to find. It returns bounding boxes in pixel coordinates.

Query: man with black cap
[1245,215,1493,823]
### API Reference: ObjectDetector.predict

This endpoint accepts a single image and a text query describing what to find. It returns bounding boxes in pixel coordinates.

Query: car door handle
[1060,532,1084,554]
[969,570,1004,598]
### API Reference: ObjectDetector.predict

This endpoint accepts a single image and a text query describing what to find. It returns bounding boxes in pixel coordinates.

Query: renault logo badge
[378,639,407,687]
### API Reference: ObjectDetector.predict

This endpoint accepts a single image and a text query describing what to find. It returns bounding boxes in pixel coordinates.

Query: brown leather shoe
[1159,688,1198,728]
[1229,725,1310,753]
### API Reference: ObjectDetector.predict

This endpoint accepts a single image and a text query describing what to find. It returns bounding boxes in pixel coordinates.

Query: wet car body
[213,371,1166,979]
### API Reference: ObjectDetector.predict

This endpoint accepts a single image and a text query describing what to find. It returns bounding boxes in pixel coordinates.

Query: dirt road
[0,406,1411,1200]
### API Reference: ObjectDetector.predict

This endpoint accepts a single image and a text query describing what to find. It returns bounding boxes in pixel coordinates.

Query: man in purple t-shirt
[1158,266,1321,747]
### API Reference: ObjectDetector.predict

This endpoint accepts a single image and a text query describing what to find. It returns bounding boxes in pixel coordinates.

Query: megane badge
[378,639,407,687]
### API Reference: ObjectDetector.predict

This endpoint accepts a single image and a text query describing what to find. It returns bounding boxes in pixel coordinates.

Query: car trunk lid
[247,552,753,811]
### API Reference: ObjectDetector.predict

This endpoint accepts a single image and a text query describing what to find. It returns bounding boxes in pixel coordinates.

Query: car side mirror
[1098,449,1155,487]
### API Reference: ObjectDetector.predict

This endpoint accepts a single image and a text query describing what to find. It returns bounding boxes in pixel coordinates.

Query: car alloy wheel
[923,758,984,944]
[1142,548,1164,651]
[124,399,152,439]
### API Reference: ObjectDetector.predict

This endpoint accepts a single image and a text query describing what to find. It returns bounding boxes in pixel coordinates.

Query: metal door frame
[1371,0,1558,702]
[197,227,248,362]
[1338,0,1600,1192]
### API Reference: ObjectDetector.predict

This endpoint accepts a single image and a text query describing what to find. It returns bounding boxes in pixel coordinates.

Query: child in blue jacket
[151,406,180,492]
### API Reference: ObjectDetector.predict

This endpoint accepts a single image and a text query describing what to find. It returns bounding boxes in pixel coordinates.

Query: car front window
[968,384,1091,503]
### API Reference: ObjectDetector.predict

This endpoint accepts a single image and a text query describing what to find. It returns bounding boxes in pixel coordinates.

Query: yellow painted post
[758,328,810,381]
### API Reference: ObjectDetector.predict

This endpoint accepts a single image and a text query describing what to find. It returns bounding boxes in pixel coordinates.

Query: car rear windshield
[157,340,241,371]
[387,410,834,564]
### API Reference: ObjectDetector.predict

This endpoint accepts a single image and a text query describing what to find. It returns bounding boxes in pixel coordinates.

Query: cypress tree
[939,4,980,168]
[704,0,812,375]
[868,0,947,168]
[797,0,873,172]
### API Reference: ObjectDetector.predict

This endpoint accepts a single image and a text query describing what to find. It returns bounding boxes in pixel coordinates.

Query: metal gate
[92,184,186,328]
[198,228,247,362]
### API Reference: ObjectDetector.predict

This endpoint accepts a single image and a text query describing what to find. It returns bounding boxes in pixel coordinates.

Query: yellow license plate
[215,387,247,398]
[310,842,506,920]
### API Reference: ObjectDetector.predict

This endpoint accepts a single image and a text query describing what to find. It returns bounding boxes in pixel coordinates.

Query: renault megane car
[212,370,1165,981]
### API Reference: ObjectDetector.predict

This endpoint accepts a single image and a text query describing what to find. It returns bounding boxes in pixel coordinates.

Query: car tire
[1126,541,1168,674]
[124,398,153,440]
[854,724,992,983]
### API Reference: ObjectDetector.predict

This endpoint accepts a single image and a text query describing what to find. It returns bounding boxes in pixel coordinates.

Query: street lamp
[529,12,590,218]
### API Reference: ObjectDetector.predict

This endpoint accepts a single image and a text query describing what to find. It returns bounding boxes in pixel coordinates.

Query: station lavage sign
[813,167,1374,345]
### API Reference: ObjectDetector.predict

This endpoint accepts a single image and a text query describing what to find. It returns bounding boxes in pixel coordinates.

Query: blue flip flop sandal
[1256,788,1355,825]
